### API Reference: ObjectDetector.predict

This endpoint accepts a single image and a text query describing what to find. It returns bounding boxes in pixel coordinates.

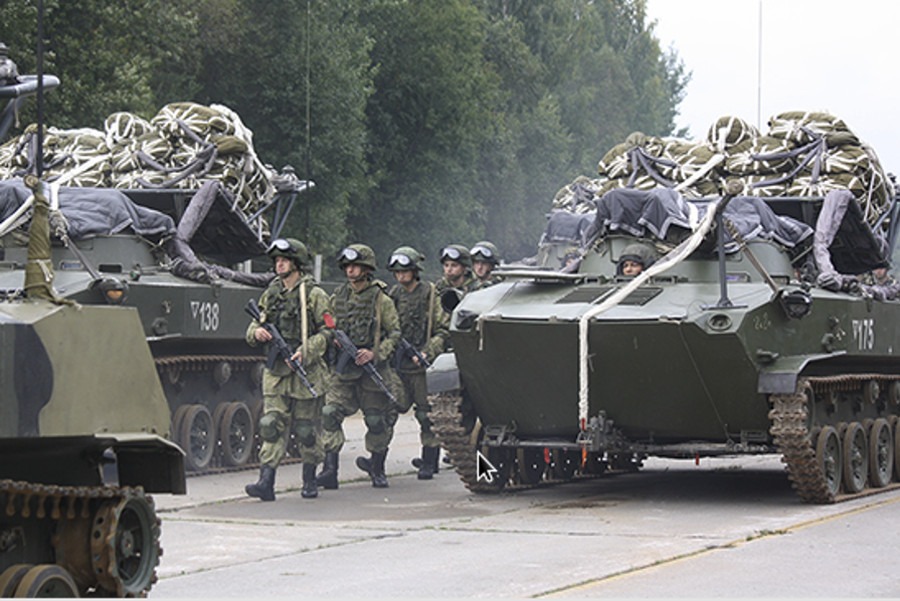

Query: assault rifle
[330,327,398,405]
[394,338,431,370]
[245,298,317,396]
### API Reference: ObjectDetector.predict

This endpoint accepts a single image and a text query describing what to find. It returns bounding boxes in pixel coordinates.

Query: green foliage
[1,0,688,270]
[0,0,199,128]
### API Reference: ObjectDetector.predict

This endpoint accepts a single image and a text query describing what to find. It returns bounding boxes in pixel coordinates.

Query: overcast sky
[644,0,900,173]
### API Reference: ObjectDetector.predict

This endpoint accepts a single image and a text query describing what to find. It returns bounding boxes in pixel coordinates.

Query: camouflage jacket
[860,271,900,301]
[331,278,401,376]
[476,274,502,288]
[388,280,449,371]
[245,273,334,379]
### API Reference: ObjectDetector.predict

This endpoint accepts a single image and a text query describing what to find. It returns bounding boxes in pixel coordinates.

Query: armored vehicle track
[0,480,161,597]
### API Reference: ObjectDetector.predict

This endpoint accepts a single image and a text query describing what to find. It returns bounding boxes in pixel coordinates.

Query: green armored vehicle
[0,174,185,597]
[0,46,313,473]
[432,116,900,504]
[0,177,311,473]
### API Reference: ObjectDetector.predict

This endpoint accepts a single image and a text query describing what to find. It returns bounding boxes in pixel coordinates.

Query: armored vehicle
[0,178,313,474]
[0,174,185,597]
[432,116,900,504]
[0,44,313,473]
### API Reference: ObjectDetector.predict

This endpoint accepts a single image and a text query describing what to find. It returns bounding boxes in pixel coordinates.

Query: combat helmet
[470,241,501,266]
[440,244,471,268]
[338,243,377,270]
[388,246,425,272]
[616,242,656,275]
[267,238,310,269]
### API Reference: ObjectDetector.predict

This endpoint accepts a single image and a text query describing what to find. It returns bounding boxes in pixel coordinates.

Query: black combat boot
[357,450,389,488]
[416,446,439,480]
[316,452,339,489]
[301,463,318,499]
[245,464,276,501]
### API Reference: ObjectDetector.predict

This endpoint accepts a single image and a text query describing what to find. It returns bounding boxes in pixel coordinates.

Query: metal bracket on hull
[482,424,516,447]
[576,412,628,453]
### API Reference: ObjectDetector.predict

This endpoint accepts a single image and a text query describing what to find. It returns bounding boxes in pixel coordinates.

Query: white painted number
[851,318,874,351]
[191,301,220,332]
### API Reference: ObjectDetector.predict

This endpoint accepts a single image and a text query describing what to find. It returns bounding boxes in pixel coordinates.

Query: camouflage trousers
[397,369,438,448]
[321,372,399,454]
[258,370,324,468]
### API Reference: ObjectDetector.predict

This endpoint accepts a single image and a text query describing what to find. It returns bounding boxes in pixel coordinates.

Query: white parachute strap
[48,181,60,211]
[576,196,724,429]
[300,280,309,354]
[0,195,34,236]
[52,153,109,186]
[674,152,726,195]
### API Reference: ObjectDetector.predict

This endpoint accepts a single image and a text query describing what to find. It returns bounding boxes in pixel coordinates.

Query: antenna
[305,0,312,240]
[36,0,44,178]
[756,0,762,130]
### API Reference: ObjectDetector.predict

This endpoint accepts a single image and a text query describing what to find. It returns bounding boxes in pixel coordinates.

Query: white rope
[674,152,725,193]
[576,197,724,428]
[0,195,33,236]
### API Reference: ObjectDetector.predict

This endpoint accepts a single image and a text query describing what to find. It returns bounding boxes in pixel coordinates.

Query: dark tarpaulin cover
[592,187,813,252]
[540,210,596,247]
[0,178,272,287]
[0,178,175,239]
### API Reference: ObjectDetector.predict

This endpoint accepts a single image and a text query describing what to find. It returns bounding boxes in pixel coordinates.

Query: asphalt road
[149,413,900,598]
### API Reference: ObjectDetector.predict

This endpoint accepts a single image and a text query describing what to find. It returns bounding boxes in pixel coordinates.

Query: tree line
[0,0,687,278]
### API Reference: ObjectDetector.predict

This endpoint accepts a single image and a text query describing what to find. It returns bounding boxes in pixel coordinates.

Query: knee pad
[258,411,284,443]
[321,403,344,432]
[364,411,387,434]
[293,419,317,448]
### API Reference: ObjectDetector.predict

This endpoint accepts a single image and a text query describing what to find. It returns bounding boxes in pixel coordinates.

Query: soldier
[244,238,333,501]
[859,266,900,301]
[318,244,402,489]
[470,240,502,287]
[387,246,449,479]
[435,244,480,313]
[616,243,657,276]
[434,244,484,438]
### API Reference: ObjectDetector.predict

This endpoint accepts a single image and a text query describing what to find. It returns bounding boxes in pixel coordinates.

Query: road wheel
[894,418,900,482]
[842,422,868,493]
[815,426,842,499]
[219,401,255,467]
[179,404,215,472]
[91,494,161,597]
[0,565,32,597]
[13,564,78,597]
[868,418,893,488]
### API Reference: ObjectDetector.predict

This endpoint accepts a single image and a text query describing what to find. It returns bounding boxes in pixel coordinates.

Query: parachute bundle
[553,112,894,225]
[0,102,277,220]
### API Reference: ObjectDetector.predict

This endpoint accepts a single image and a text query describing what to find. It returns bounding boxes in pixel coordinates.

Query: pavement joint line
[156,531,406,583]
[534,491,900,598]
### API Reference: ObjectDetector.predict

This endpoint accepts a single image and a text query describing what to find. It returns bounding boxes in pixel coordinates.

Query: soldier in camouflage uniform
[387,246,449,479]
[317,244,403,489]
[435,244,485,437]
[244,238,333,501]
[470,240,502,287]
[435,244,481,313]
[859,267,900,301]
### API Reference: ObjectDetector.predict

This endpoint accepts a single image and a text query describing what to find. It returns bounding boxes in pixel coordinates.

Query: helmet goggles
[339,247,360,262]
[268,238,296,254]
[440,246,462,262]
[388,253,413,269]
